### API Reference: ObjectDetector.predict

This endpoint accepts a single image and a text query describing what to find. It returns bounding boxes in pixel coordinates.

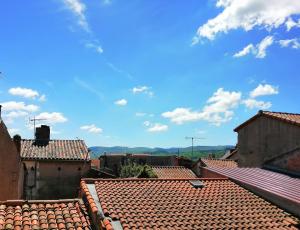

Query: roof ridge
[202,158,234,161]
[0,198,81,205]
[82,177,228,182]
[21,139,85,141]
[262,110,300,116]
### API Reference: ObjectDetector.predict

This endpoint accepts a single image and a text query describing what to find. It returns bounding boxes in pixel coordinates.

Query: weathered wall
[200,168,227,178]
[0,121,23,200]
[23,160,90,199]
[265,148,300,175]
[237,116,300,170]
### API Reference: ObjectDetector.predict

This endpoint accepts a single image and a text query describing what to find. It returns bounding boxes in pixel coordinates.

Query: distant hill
[89,145,234,158]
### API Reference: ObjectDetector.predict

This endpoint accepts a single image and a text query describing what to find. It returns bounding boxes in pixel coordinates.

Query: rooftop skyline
[1,0,300,147]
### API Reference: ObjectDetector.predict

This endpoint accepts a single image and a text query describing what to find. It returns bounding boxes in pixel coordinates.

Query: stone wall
[23,160,90,199]
[237,116,300,170]
[0,121,23,200]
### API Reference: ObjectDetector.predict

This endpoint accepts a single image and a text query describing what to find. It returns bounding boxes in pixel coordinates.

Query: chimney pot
[35,125,50,145]
[13,135,21,154]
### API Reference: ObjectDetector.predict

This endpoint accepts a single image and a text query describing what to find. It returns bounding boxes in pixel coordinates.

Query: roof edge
[82,177,228,183]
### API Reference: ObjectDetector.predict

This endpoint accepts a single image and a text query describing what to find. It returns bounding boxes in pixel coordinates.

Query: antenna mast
[185,136,205,159]
[29,116,47,138]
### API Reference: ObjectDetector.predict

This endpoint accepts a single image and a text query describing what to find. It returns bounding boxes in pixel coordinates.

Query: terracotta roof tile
[152,166,197,178]
[21,139,89,161]
[234,111,300,131]
[83,178,299,229]
[201,158,238,168]
[0,199,91,230]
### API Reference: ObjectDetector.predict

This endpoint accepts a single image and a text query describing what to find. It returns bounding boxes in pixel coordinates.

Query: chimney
[13,135,21,154]
[35,125,50,145]
[0,105,2,121]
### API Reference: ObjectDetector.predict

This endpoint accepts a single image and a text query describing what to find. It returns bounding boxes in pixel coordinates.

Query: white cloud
[114,99,127,106]
[256,36,274,58]
[62,0,89,31]
[8,87,39,99]
[162,88,241,126]
[85,41,103,54]
[4,111,28,119]
[279,38,300,49]
[132,86,154,97]
[243,99,272,109]
[233,36,274,58]
[147,123,168,133]
[286,17,300,31]
[250,84,279,98]
[8,128,19,135]
[39,94,47,102]
[35,112,67,124]
[233,44,255,57]
[193,0,300,42]
[80,124,103,133]
[1,101,39,112]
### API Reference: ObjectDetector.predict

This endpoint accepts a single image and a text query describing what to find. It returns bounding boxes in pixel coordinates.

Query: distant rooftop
[152,166,197,178]
[21,139,89,161]
[201,158,238,168]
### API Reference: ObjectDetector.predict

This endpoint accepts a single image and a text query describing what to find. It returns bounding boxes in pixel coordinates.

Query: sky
[0,0,300,147]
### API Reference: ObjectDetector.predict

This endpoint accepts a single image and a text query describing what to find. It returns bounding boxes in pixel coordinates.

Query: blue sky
[1,0,300,147]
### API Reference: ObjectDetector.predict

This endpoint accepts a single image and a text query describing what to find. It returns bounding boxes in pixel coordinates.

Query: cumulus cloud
[4,111,28,119]
[1,101,39,112]
[162,88,241,126]
[147,123,168,133]
[8,87,39,99]
[242,99,272,109]
[233,36,274,58]
[143,121,168,132]
[250,84,279,98]
[80,124,103,133]
[8,128,19,135]
[279,38,300,49]
[114,99,127,106]
[132,86,154,97]
[62,0,89,31]
[193,0,300,42]
[35,112,67,124]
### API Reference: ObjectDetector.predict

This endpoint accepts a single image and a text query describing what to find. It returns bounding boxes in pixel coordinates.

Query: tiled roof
[152,166,197,178]
[234,110,300,131]
[21,139,89,161]
[201,158,238,168]
[82,178,299,229]
[205,167,300,216]
[0,199,91,230]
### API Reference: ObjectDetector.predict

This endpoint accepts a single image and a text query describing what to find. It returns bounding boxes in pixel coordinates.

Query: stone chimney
[13,135,21,154]
[35,125,50,145]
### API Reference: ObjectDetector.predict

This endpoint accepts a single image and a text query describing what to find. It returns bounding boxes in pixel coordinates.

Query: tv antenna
[29,116,47,138]
[185,136,205,159]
